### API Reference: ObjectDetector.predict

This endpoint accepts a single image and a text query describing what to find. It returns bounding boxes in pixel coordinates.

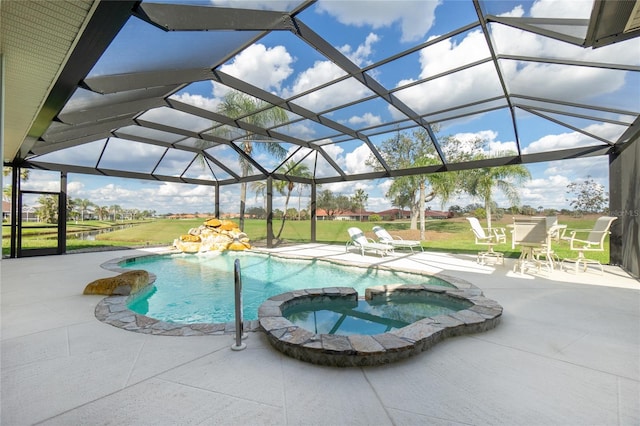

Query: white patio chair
[512,217,550,274]
[466,217,504,265]
[492,227,507,244]
[562,216,617,274]
[372,226,423,252]
[346,227,394,257]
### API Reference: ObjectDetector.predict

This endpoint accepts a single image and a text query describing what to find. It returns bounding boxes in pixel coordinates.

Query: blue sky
[13,0,637,215]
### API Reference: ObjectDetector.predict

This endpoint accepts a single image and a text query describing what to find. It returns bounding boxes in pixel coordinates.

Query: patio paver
[2,245,639,425]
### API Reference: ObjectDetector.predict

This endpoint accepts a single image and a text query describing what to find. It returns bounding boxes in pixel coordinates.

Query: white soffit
[1,0,96,163]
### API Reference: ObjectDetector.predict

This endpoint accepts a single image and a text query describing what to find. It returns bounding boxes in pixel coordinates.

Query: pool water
[283,295,469,336]
[123,252,453,324]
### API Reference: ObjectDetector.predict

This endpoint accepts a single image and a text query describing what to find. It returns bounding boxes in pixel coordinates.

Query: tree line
[19,195,155,224]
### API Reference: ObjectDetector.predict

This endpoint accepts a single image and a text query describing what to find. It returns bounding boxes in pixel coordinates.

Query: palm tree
[109,204,122,222]
[216,91,288,230]
[466,153,531,230]
[274,161,311,240]
[250,180,267,213]
[75,198,94,221]
[96,206,109,221]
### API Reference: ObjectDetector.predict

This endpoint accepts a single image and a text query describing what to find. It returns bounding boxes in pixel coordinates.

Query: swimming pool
[121,251,454,324]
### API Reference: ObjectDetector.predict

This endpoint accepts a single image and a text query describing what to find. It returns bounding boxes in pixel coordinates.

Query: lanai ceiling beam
[58,97,168,125]
[167,99,314,149]
[41,116,137,144]
[614,115,640,147]
[486,15,588,46]
[498,54,640,72]
[289,18,447,166]
[83,68,213,95]
[519,106,616,145]
[24,142,614,188]
[473,0,523,157]
[27,161,218,186]
[30,133,111,157]
[134,3,296,32]
[511,94,638,117]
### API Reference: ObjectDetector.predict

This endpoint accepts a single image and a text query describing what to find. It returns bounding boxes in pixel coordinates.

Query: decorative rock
[83,270,149,296]
[173,218,251,253]
[179,234,201,243]
[204,218,222,228]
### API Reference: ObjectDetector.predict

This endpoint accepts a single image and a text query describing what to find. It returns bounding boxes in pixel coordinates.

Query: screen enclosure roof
[3,0,640,187]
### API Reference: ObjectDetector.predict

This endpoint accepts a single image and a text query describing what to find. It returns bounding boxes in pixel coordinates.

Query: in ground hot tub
[258,284,502,367]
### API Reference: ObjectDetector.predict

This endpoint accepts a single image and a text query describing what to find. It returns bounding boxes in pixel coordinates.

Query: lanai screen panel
[22,0,639,186]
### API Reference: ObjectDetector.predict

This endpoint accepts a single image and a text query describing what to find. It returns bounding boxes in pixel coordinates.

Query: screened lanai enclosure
[1,0,639,276]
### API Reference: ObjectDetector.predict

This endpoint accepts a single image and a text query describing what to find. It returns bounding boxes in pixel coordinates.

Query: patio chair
[346,227,394,257]
[372,226,423,252]
[512,217,551,274]
[466,217,504,265]
[492,226,507,244]
[562,216,617,274]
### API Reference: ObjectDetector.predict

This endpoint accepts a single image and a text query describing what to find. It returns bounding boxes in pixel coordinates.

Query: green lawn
[2,215,611,263]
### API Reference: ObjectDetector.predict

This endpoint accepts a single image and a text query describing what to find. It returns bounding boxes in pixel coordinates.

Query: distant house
[166,213,211,220]
[315,209,370,221]
[376,209,411,220]
[376,208,452,220]
[425,210,453,219]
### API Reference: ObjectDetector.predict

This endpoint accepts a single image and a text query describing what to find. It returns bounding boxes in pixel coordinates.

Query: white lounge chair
[562,216,617,274]
[372,226,423,252]
[467,217,504,265]
[346,227,394,257]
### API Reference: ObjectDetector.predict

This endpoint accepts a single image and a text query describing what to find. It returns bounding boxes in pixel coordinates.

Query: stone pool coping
[258,284,502,367]
[94,250,500,342]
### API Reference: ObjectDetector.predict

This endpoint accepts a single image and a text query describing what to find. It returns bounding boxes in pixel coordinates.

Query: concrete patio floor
[1,244,639,425]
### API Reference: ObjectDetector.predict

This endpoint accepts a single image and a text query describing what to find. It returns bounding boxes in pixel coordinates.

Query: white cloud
[390,0,635,119]
[449,130,518,156]
[316,0,441,42]
[281,60,347,104]
[522,122,623,153]
[216,43,294,97]
[281,32,379,109]
[171,92,221,112]
[344,143,376,174]
[530,0,594,18]
[316,144,346,177]
[339,32,380,67]
[520,174,573,209]
[348,112,382,128]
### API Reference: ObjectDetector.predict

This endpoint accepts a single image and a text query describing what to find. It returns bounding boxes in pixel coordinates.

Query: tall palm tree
[217,91,288,230]
[274,161,311,240]
[109,204,122,222]
[466,153,531,230]
[96,206,109,221]
[76,198,94,222]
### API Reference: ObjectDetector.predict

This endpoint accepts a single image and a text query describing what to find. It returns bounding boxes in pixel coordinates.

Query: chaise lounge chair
[372,226,423,252]
[346,227,394,257]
